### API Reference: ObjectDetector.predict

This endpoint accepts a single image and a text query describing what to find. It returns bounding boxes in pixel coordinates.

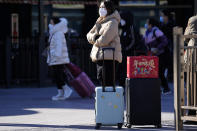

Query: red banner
[127,56,159,78]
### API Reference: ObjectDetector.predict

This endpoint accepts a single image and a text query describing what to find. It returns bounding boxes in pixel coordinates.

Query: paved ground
[0,84,197,131]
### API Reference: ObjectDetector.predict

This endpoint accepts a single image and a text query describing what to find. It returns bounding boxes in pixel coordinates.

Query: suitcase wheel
[117,123,123,129]
[95,123,101,129]
[156,124,162,128]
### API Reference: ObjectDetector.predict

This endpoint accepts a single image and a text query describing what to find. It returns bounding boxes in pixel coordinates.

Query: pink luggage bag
[65,64,95,98]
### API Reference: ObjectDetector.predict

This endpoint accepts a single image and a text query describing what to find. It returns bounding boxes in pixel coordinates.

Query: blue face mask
[144,24,148,29]
[160,16,164,23]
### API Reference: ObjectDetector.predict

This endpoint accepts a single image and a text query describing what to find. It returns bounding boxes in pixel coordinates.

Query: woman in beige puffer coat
[87,0,122,86]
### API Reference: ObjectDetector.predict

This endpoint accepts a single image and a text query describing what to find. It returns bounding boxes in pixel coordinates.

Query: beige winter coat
[184,15,197,63]
[87,11,122,63]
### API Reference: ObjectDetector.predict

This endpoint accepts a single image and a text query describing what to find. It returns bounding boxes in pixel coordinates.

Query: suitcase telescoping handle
[102,47,116,92]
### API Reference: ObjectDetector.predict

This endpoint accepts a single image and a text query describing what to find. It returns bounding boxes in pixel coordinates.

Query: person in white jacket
[48,17,72,101]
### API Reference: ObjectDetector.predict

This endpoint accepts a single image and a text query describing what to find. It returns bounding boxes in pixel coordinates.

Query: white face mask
[99,8,107,17]
[120,19,126,26]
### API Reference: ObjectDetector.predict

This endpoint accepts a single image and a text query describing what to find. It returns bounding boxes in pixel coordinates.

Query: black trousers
[96,60,118,86]
[158,53,169,91]
[117,51,127,87]
[167,52,173,81]
[50,64,68,89]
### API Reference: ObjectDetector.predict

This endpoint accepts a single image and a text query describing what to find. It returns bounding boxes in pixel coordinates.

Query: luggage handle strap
[102,47,116,92]
[64,65,74,80]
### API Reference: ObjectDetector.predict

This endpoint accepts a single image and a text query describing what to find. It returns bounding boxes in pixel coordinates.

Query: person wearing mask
[160,9,176,82]
[144,18,171,95]
[184,15,197,119]
[87,0,122,86]
[118,11,135,87]
[48,17,73,101]
[160,9,175,52]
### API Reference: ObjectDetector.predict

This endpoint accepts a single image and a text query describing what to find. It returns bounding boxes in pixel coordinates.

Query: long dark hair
[99,0,115,16]
[162,9,173,21]
[51,17,60,24]
[147,18,159,27]
[120,11,134,27]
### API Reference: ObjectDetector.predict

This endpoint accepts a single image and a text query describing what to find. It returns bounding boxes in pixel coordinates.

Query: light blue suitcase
[95,48,124,129]
[95,86,124,129]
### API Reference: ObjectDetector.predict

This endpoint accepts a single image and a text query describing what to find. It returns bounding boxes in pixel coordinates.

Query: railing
[0,40,6,85]
[0,37,97,87]
[173,27,197,131]
[7,37,40,85]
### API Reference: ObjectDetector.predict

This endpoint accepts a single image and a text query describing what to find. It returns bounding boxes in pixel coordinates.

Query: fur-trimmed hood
[49,18,68,35]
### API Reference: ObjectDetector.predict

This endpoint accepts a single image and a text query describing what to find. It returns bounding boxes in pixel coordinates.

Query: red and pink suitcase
[66,63,82,77]
[65,63,95,98]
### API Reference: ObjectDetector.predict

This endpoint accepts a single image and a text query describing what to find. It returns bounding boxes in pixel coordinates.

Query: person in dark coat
[118,11,135,87]
[160,9,176,82]
[119,11,135,55]
[160,9,175,52]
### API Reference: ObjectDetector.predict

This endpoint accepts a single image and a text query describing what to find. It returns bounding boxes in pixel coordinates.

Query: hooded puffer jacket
[47,18,70,66]
[87,11,122,63]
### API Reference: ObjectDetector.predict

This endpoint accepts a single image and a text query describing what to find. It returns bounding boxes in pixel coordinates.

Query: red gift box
[127,56,159,78]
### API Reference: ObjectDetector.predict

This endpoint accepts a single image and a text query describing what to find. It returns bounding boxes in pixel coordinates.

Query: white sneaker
[63,85,73,99]
[52,89,64,101]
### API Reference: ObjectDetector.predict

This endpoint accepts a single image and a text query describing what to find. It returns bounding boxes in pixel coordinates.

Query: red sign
[127,56,159,78]
[11,13,19,44]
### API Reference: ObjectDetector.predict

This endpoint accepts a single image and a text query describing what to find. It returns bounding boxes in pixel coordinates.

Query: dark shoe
[162,88,172,95]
